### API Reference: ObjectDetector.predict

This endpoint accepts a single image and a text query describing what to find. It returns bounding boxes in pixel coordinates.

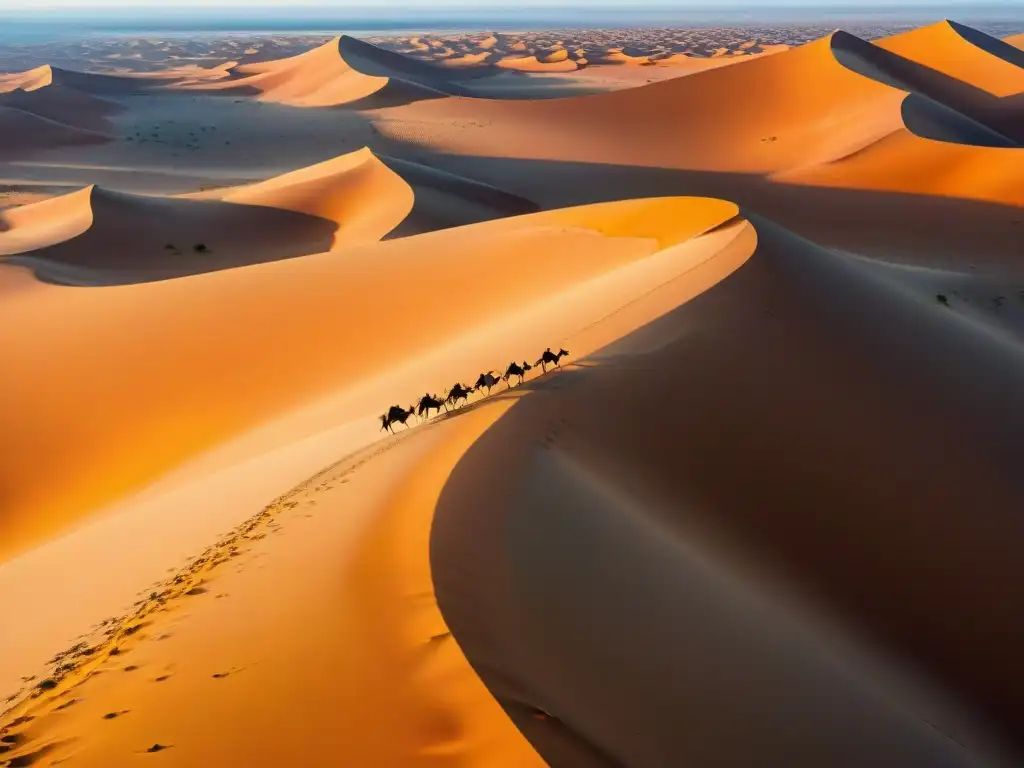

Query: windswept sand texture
[2,17,1024,768]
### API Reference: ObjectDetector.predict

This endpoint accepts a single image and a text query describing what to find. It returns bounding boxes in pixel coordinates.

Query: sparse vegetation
[936,294,949,305]
[193,243,209,253]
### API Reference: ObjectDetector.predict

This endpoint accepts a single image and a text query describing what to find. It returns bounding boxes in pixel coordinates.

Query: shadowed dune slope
[0,185,338,285]
[0,64,164,95]
[431,213,1024,767]
[199,148,537,244]
[0,106,109,160]
[0,83,121,132]
[877,20,1024,96]
[0,196,736,560]
[836,25,1023,144]
[374,30,1024,208]
[375,31,1014,178]
[185,35,478,107]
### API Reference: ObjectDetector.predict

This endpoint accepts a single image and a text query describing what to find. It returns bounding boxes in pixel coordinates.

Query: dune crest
[878,20,1024,96]
[430,212,1024,765]
[0,196,736,560]
[183,35,481,107]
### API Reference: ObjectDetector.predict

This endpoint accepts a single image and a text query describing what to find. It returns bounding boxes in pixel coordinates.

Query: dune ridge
[372,25,1024,212]
[430,211,1024,765]
[181,35,481,107]
[1,148,536,284]
[2,16,1024,768]
[0,196,736,560]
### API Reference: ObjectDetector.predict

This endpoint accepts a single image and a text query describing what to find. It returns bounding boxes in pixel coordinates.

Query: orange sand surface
[2,17,1024,767]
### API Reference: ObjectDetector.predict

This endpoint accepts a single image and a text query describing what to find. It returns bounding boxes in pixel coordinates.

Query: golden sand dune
[0,196,734,561]
[0,184,339,284]
[184,35,488,107]
[879,20,1024,96]
[429,213,1024,765]
[835,26,1023,144]
[0,64,163,95]
[199,147,537,243]
[375,33,919,171]
[495,54,580,73]
[3,17,1024,768]
[373,26,1023,209]
[5,203,1023,765]
[0,83,121,133]
[1,148,535,285]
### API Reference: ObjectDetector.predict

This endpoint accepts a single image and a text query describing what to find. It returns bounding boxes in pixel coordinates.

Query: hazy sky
[4,0,1014,7]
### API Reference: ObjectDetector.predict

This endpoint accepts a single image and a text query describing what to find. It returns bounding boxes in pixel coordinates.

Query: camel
[381,404,415,433]
[474,371,502,394]
[417,393,446,419]
[503,361,532,386]
[446,383,475,408]
[536,347,570,373]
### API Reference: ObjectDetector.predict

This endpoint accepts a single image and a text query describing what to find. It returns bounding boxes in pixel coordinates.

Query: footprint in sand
[103,710,130,720]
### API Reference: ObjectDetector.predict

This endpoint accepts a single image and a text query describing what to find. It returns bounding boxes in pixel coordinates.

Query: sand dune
[197,147,537,244]
[0,196,735,561]
[3,64,163,94]
[0,106,109,160]
[0,83,121,132]
[3,16,1024,768]
[5,204,1023,765]
[0,184,337,284]
[495,54,580,73]
[184,35,483,107]
[879,20,1024,97]
[430,213,1024,764]
[372,27,1024,208]
[375,33,914,172]
[1,148,534,285]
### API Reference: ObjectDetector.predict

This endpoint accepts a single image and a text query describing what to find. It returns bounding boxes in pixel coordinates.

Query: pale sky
[1,0,1005,7]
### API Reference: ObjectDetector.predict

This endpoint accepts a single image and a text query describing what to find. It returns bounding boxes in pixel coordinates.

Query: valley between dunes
[1,18,1023,767]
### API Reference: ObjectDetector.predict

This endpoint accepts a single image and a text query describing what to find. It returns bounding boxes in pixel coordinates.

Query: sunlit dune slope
[183,35,482,107]
[374,28,1024,207]
[0,196,736,560]
[838,23,1024,143]
[11,206,1024,766]
[495,54,579,72]
[431,214,1024,766]
[878,20,1024,97]
[376,31,1004,175]
[0,64,162,95]
[0,403,546,767]
[1006,33,1024,50]
[196,148,537,244]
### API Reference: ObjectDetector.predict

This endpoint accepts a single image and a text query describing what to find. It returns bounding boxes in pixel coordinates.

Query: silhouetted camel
[417,394,446,419]
[446,383,474,408]
[503,361,532,386]
[536,348,570,373]
[474,371,502,394]
[381,405,415,433]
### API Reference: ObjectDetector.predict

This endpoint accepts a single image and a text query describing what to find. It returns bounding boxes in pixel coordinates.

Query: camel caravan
[379,347,569,433]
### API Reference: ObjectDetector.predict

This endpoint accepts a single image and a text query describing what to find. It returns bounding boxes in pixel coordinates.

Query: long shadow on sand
[429,214,1024,766]
[366,146,1024,272]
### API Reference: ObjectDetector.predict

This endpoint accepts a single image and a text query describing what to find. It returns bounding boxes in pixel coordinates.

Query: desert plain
[1,17,1024,767]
